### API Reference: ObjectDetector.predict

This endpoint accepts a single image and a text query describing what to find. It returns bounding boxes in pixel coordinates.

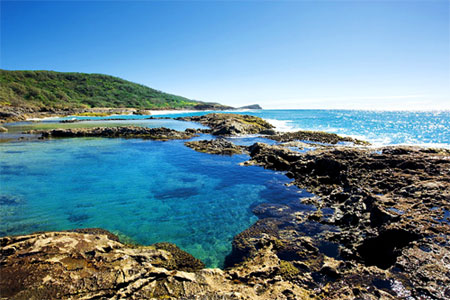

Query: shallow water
[0,137,303,268]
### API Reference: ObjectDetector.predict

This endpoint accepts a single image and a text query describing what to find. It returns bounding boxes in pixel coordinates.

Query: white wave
[264,119,297,132]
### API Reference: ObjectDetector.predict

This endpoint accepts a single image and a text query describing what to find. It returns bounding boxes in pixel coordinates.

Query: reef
[185,138,245,155]
[25,126,199,141]
[230,142,450,299]
[176,113,274,135]
[266,130,370,145]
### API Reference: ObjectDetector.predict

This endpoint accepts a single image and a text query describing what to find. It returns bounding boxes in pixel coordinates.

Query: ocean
[1,109,449,267]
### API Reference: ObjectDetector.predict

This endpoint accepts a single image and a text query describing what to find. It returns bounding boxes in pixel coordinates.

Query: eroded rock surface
[267,130,369,145]
[26,126,199,141]
[230,143,450,299]
[0,230,315,300]
[176,113,274,136]
[185,139,245,155]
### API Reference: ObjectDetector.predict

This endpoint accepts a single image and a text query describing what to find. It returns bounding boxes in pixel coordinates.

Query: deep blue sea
[1,109,449,267]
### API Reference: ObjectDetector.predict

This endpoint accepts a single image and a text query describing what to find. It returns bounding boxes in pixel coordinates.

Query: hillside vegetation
[0,70,210,109]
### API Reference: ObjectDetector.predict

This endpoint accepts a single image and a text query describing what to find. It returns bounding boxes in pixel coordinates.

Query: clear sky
[1,0,449,110]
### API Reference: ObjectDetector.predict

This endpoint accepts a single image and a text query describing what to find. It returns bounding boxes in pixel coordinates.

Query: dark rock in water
[67,213,89,224]
[0,195,23,206]
[25,126,199,141]
[268,130,369,145]
[153,186,199,200]
[176,113,274,136]
[259,128,277,135]
[185,139,245,155]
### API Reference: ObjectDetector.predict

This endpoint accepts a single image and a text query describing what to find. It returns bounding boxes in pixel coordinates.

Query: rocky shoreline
[176,113,274,136]
[1,113,449,299]
[231,143,450,299]
[25,126,201,141]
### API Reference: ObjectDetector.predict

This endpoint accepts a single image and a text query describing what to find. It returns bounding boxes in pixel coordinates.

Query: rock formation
[26,126,199,141]
[0,229,313,299]
[231,143,450,299]
[185,139,245,155]
[176,113,274,136]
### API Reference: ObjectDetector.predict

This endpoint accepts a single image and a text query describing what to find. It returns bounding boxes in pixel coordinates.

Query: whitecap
[263,119,296,132]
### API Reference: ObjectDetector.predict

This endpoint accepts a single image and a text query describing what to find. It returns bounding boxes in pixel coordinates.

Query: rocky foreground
[0,229,312,300]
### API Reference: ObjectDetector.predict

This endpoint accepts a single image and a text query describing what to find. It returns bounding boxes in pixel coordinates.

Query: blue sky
[1,1,449,109]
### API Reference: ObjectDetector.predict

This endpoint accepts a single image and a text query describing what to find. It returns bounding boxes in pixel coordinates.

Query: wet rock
[176,113,274,136]
[26,126,199,141]
[267,130,369,145]
[236,143,450,299]
[185,139,245,155]
[153,242,205,271]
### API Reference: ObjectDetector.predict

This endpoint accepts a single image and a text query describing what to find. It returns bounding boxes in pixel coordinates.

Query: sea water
[0,134,303,268]
[55,109,450,147]
[1,109,449,267]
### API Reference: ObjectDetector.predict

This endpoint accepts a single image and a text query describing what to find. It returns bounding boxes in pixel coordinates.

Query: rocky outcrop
[26,126,199,141]
[230,143,450,299]
[176,113,274,136]
[267,130,369,145]
[238,104,262,110]
[185,139,245,155]
[0,229,314,300]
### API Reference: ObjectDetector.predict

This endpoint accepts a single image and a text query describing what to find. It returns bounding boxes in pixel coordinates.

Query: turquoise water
[1,109,449,268]
[64,110,450,147]
[0,136,304,268]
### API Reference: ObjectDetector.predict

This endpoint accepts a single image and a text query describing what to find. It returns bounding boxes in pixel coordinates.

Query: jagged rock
[25,126,199,141]
[234,143,450,299]
[185,139,245,155]
[0,230,318,299]
[176,113,274,136]
[267,130,369,145]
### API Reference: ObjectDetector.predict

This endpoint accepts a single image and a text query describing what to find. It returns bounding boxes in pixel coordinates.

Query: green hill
[0,70,220,110]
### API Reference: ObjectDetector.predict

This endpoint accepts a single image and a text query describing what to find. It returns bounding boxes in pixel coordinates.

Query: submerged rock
[176,113,274,136]
[26,126,199,141]
[185,138,245,155]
